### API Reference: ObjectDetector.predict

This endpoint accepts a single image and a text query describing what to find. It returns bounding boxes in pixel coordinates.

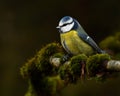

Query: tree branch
[50,57,120,71]
[20,42,120,96]
[107,60,120,71]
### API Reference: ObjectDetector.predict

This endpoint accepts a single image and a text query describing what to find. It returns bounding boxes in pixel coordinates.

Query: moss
[20,42,64,96]
[59,54,87,83]
[52,53,64,58]
[86,54,111,81]
[99,32,120,60]
[21,42,115,95]
[43,75,64,96]
[25,80,37,96]
[20,57,36,79]
[115,53,120,59]
[100,32,120,53]
[30,75,64,96]
[58,61,71,83]
[35,42,63,76]
[25,76,64,96]
[70,54,87,82]
[94,74,108,82]
[20,43,63,78]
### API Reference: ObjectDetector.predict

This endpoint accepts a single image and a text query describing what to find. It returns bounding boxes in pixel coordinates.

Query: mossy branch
[50,56,120,72]
[21,32,120,96]
[20,41,120,96]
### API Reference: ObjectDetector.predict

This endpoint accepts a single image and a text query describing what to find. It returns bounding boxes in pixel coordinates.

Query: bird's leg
[61,54,72,63]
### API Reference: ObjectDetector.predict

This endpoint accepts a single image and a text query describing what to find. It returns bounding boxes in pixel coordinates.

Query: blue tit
[56,16,104,56]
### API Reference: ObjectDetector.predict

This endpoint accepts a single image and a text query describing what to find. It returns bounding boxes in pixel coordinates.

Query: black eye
[61,20,74,27]
[62,23,68,27]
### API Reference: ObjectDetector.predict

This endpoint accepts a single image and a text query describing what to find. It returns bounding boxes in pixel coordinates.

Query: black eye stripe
[61,20,74,27]
[62,23,68,26]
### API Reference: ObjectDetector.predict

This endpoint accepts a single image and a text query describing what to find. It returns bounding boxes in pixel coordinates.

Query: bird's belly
[61,33,94,56]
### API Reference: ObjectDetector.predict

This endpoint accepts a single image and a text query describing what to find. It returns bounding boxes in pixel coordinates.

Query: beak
[56,25,62,33]
[56,26,60,29]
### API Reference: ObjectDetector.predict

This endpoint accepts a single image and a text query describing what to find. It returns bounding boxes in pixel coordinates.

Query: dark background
[0,0,120,96]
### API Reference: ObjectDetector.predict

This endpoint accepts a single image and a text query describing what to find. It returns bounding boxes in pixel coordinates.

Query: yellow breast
[60,30,94,56]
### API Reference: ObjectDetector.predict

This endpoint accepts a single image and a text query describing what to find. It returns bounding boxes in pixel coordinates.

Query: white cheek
[61,22,74,33]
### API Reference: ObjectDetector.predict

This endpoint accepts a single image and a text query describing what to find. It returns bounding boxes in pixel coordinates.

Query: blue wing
[72,18,105,54]
[77,27,104,53]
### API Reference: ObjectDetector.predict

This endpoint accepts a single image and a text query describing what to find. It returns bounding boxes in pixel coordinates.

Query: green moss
[29,75,64,96]
[115,53,120,59]
[43,75,64,96]
[25,76,64,96]
[20,57,36,79]
[100,32,120,53]
[58,61,71,83]
[25,80,37,96]
[20,42,64,96]
[20,42,64,79]
[21,42,115,95]
[99,32,120,59]
[115,32,120,41]
[95,74,108,82]
[35,42,63,76]
[52,53,64,58]
[59,54,87,83]
[86,54,111,80]
[70,54,87,82]
[20,43,63,78]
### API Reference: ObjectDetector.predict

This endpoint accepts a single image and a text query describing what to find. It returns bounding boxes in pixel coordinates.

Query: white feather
[60,22,74,33]
[86,36,90,40]
[59,17,73,26]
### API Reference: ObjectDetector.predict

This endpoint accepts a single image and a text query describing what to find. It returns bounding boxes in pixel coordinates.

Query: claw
[62,54,72,63]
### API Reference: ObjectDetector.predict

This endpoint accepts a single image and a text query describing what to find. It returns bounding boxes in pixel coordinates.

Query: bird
[56,16,104,57]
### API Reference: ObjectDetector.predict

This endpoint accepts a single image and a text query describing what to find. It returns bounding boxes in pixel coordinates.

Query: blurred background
[0,0,120,96]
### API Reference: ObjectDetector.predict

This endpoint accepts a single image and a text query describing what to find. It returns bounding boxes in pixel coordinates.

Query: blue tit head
[56,16,80,33]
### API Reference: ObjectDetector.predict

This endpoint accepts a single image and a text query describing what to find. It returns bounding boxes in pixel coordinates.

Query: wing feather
[77,29,104,53]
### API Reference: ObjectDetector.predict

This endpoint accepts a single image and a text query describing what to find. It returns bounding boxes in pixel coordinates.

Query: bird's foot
[61,54,72,63]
